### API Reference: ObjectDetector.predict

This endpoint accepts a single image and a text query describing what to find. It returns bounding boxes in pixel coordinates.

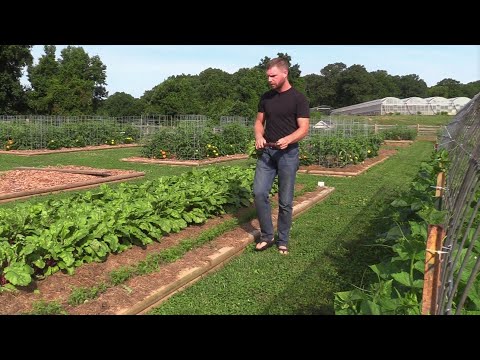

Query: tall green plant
[334,149,448,314]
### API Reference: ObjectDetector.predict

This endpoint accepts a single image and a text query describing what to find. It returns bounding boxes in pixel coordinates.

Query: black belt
[264,142,279,149]
[264,142,298,150]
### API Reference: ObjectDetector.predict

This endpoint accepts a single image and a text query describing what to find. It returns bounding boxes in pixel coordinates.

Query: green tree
[197,68,236,120]
[318,62,347,107]
[463,80,480,98]
[336,64,377,107]
[198,68,233,101]
[303,73,324,107]
[427,85,449,98]
[143,74,202,116]
[99,92,145,116]
[231,67,269,118]
[26,45,58,114]
[370,70,401,99]
[434,78,463,98]
[0,45,33,114]
[394,74,428,98]
[27,45,108,115]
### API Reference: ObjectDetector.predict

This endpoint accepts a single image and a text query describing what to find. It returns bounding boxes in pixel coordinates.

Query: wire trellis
[437,93,480,314]
[220,115,252,127]
[309,117,373,138]
[0,115,212,150]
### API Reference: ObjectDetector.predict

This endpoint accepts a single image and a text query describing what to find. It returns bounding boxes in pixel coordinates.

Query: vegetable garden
[2,111,470,315]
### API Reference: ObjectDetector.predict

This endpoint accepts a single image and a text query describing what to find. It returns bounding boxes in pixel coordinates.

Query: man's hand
[255,137,267,149]
[275,137,290,149]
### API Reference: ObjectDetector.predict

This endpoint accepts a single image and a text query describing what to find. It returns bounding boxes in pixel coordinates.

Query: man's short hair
[266,57,289,71]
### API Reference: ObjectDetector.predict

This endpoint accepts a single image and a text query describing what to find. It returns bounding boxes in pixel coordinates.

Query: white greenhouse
[403,97,429,115]
[449,97,471,114]
[425,97,449,115]
[331,96,471,116]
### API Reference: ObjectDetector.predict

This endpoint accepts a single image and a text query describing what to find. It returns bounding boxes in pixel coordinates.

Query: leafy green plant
[334,149,448,314]
[0,119,140,150]
[381,125,417,140]
[0,166,258,289]
[29,300,67,315]
[68,283,109,306]
[141,123,252,160]
[299,135,383,167]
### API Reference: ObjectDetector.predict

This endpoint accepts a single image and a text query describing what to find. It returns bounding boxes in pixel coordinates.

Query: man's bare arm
[275,117,309,149]
[254,112,267,149]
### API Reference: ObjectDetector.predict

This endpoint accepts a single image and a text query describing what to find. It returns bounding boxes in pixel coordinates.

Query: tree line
[1,45,478,119]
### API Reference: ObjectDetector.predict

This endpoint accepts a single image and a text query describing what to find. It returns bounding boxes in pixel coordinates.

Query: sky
[22,45,479,99]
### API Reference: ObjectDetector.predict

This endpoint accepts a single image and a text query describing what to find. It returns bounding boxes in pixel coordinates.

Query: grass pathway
[149,141,434,314]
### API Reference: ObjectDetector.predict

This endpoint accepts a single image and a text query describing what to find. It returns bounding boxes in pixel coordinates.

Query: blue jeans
[253,145,299,248]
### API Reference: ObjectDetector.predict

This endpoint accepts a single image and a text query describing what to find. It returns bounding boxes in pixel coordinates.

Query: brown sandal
[255,239,275,251]
[278,246,289,255]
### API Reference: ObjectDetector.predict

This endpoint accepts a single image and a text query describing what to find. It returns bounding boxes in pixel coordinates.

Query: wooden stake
[435,172,445,197]
[422,225,445,315]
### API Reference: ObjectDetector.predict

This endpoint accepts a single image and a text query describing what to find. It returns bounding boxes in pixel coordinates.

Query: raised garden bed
[122,154,249,166]
[298,148,397,177]
[0,166,145,203]
[383,140,414,146]
[0,143,140,156]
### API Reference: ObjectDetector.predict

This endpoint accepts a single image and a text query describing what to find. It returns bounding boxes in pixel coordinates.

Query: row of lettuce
[2,121,415,167]
[334,149,480,314]
[0,166,277,290]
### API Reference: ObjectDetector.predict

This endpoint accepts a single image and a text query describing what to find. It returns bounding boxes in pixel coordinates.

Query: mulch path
[0,166,141,195]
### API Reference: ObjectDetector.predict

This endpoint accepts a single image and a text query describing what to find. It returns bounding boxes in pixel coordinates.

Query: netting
[437,93,480,314]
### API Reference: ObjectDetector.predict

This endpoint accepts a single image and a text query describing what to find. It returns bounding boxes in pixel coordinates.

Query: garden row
[0,166,276,290]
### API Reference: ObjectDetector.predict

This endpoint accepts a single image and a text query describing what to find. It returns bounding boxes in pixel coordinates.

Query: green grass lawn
[147,141,434,315]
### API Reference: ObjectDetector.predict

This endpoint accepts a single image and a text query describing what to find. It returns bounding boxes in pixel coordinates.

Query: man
[253,57,310,255]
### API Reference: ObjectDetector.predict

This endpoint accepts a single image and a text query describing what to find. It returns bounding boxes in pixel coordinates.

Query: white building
[331,96,471,116]
[449,97,471,114]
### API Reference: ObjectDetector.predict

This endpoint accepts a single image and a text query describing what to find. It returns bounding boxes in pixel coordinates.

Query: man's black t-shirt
[258,87,310,143]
